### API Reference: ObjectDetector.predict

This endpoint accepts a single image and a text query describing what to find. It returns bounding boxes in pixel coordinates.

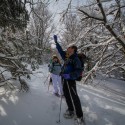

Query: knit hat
[52,55,57,59]
[67,43,77,53]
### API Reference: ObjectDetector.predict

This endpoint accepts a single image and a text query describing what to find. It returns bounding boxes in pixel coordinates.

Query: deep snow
[0,65,125,125]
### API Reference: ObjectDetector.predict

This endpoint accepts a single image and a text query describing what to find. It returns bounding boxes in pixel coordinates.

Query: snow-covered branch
[78,7,103,21]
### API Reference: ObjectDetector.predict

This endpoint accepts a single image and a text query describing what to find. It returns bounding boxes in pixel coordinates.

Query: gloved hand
[62,74,70,79]
[53,35,57,42]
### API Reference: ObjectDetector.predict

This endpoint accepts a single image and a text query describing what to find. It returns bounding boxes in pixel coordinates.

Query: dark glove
[62,74,70,79]
[53,35,57,42]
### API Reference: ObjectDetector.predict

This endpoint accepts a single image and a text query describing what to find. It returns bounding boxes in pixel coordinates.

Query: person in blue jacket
[53,35,84,124]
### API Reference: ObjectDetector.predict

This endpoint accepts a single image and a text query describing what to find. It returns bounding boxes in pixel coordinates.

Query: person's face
[53,58,58,62]
[67,47,74,55]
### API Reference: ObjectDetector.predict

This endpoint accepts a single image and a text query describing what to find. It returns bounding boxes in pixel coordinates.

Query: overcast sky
[48,0,87,23]
[47,0,88,34]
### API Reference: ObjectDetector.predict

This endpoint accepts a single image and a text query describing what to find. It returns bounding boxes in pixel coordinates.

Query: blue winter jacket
[55,41,82,80]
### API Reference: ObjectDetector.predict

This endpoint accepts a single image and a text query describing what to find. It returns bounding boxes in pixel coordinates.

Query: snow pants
[51,74,63,95]
[63,79,83,118]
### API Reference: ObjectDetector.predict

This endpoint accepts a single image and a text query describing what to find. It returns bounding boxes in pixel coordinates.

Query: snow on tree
[58,0,125,83]
[0,0,30,91]
[0,0,54,91]
[28,1,55,63]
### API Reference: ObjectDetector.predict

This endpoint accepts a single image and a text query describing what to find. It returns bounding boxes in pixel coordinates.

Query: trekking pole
[48,80,51,91]
[56,96,63,124]
[44,74,50,85]
[56,78,64,124]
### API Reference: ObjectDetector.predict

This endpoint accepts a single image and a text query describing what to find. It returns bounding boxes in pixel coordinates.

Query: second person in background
[49,55,63,97]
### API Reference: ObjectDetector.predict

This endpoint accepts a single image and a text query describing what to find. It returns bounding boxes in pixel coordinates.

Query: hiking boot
[63,109,74,119]
[74,117,85,125]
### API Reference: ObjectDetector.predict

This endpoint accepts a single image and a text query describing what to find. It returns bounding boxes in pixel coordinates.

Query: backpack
[76,53,87,81]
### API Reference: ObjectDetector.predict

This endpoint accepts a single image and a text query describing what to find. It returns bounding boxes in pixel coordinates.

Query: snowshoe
[74,117,86,125]
[63,109,74,119]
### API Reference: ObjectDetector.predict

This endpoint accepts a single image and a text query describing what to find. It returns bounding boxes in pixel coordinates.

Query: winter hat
[67,42,76,48]
[52,55,57,59]
[67,43,77,53]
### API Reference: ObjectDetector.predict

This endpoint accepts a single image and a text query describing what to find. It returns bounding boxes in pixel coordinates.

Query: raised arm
[53,35,66,60]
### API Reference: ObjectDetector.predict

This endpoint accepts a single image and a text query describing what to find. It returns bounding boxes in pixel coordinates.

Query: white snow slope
[0,65,125,125]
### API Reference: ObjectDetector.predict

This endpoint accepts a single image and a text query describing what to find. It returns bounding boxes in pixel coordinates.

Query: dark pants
[63,79,83,118]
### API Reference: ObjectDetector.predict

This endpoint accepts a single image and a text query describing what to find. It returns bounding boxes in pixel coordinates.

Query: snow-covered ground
[0,65,125,125]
